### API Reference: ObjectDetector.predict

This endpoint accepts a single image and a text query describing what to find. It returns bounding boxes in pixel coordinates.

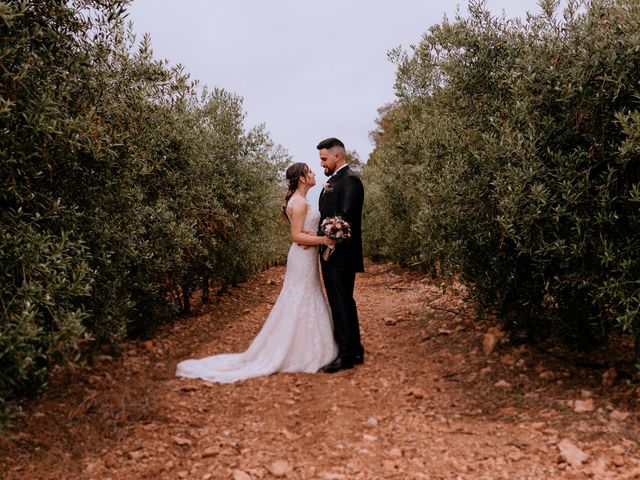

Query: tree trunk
[201,276,210,304]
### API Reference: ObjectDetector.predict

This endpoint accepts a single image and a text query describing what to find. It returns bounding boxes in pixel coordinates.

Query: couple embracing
[176,137,365,382]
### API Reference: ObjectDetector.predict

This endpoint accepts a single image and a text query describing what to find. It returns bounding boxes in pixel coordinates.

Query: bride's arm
[289,200,335,247]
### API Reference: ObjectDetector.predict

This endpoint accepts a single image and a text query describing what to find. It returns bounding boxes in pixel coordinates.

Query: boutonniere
[323,182,334,193]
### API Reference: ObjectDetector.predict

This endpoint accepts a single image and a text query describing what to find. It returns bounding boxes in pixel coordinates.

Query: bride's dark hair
[282,162,308,221]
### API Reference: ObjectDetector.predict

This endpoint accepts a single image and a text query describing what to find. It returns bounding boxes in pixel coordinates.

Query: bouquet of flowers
[321,216,351,261]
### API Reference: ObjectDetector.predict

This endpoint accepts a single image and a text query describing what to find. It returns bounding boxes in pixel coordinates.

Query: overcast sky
[126,0,553,203]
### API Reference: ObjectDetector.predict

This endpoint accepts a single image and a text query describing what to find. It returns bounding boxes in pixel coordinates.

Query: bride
[176,163,338,383]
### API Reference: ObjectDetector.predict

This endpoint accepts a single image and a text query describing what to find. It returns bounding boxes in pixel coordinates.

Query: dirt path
[2,262,640,480]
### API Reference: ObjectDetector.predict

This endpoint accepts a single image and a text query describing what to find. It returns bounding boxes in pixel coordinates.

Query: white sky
[126,0,555,204]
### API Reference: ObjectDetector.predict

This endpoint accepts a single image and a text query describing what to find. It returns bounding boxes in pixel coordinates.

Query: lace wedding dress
[176,196,337,383]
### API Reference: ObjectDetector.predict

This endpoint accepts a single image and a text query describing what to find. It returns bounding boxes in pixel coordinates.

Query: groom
[317,137,365,373]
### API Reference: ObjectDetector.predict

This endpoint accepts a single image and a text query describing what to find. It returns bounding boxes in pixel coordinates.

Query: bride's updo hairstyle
[282,162,308,221]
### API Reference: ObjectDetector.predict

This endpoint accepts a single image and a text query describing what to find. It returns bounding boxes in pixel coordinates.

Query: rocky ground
[1,261,639,480]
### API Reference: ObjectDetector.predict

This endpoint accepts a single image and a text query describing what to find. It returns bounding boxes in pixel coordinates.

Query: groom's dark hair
[316,137,345,150]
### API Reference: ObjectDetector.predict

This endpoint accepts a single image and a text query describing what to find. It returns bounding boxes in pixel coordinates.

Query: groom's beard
[323,167,334,176]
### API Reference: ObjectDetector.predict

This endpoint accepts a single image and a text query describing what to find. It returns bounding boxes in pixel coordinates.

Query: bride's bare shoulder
[287,195,309,220]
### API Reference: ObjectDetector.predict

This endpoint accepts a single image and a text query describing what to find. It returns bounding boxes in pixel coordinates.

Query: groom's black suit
[319,165,364,363]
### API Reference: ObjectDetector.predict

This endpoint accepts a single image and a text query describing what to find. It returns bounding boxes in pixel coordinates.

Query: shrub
[364,0,640,352]
[1,0,289,420]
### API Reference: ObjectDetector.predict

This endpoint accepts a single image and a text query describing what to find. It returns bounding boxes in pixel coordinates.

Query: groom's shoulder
[338,167,359,180]
[343,169,363,186]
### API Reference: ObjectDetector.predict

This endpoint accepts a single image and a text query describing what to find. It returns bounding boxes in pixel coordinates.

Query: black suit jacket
[319,166,365,272]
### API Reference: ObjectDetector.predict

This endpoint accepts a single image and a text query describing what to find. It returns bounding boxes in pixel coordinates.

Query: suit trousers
[321,261,363,360]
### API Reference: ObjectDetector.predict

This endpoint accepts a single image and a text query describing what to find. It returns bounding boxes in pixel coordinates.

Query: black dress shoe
[354,353,364,365]
[322,356,354,373]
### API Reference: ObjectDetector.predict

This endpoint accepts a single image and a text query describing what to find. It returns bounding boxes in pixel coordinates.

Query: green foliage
[1,0,289,420]
[364,0,640,351]
[344,149,365,175]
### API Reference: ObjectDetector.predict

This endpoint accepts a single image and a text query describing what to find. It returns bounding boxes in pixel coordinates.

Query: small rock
[589,456,609,478]
[480,366,492,376]
[388,448,403,458]
[610,410,631,421]
[280,428,299,440]
[201,446,218,458]
[178,471,189,479]
[84,460,102,473]
[494,380,512,389]
[539,409,558,418]
[142,340,153,351]
[243,308,251,314]
[173,436,193,447]
[406,387,426,399]
[202,475,213,480]
[232,470,252,480]
[366,417,379,427]
[384,317,397,326]
[573,398,595,413]
[580,389,593,398]
[547,436,560,446]
[557,439,589,467]
[482,333,497,355]
[500,354,516,365]
[539,371,555,380]
[128,450,146,460]
[178,384,198,392]
[268,460,291,477]
[602,368,618,387]
[508,450,525,462]
[321,473,346,480]
[363,433,378,442]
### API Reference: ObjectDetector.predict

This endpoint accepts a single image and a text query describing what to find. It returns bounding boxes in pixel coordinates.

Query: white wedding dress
[176,196,337,383]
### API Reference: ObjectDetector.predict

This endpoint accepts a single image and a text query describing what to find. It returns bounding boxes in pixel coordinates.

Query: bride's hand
[300,231,334,250]
[323,236,336,248]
